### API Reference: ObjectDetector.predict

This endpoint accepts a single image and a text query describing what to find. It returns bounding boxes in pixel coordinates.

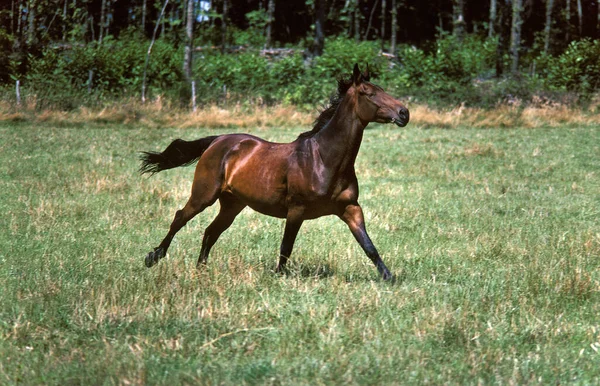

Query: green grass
[1,120,599,385]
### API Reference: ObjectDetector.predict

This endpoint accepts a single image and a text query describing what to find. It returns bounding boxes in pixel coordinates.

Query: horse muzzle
[391,107,410,127]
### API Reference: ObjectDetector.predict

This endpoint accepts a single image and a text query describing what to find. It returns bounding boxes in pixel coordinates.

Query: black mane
[297,77,353,140]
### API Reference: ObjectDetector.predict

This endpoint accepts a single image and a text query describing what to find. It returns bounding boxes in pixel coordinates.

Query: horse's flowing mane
[297,77,354,139]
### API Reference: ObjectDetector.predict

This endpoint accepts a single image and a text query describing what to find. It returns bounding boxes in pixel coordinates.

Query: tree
[265,0,274,48]
[142,0,170,103]
[354,0,360,42]
[99,0,107,43]
[576,0,582,36]
[27,0,36,46]
[183,0,194,82]
[510,0,523,74]
[453,0,466,41]
[390,0,397,54]
[489,0,497,38]
[142,0,147,34]
[543,0,555,54]
[381,0,386,50]
[312,0,325,56]
[221,0,228,53]
[566,0,571,42]
[364,0,379,40]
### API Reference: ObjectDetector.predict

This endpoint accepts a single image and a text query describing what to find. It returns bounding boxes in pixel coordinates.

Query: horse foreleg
[339,203,392,281]
[276,210,304,273]
[197,195,245,267]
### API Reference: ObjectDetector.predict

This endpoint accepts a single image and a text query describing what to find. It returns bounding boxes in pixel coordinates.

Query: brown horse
[140,64,409,280]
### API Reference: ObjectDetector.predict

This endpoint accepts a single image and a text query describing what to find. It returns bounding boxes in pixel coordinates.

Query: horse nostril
[398,108,410,123]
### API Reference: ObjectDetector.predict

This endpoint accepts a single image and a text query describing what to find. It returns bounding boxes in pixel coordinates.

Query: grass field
[1,118,599,384]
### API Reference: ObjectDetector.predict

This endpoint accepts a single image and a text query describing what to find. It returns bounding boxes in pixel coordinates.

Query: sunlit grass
[0,119,599,384]
[2,97,600,130]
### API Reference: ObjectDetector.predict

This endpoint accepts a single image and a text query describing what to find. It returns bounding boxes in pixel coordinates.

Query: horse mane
[297,77,354,140]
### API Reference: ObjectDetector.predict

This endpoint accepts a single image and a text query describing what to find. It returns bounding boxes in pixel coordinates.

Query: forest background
[1,0,600,111]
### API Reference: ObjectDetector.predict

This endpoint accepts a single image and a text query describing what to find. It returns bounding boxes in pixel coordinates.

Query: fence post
[88,70,93,94]
[192,81,197,112]
[16,80,21,106]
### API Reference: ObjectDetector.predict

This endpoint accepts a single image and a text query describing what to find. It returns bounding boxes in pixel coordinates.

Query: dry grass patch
[0,99,314,129]
[409,103,600,129]
[3,98,600,129]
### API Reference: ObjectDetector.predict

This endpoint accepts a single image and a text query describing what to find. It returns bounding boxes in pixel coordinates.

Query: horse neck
[313,98,367,172]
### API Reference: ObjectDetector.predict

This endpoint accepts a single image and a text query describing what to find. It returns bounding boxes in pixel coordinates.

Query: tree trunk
[510,0,523,75]
[142,0,170,103]
[99,0,106,43]
[27,0,36,46]
[543,0,555,54]
[576,0,582,36]
[364,0,378,40]
[105,0,112,38]
[221,0,228,53]
[489,0,497,38]
[266,0,274,48]
[62,0,67,41]
[381,0,386,50]
[313,0,325,56]
[390,0,397,54]
[566,0,570,42]
[142,0,147,34]
[183,0,194,82]
[354,0,360,42]
[452,0,465,41]
[11,0,15,35]
[13,0,23,51]
[598,0,600,38]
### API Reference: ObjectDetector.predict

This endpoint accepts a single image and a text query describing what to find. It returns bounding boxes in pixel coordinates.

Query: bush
[24,32,181,109]
[195,51,272,103]
[543,39,600,95]
[383,34,498,106]
[193,37,388,106]
[10,32,600,110]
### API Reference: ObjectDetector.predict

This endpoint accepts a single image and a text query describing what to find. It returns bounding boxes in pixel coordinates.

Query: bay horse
[140,64,409,280]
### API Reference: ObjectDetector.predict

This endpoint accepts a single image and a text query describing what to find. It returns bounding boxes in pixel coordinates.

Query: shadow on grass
[279,261,404,284]
[285,261,336,280]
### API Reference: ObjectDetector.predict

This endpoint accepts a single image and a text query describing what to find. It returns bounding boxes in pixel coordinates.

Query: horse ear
[352,63,362,85]
[363,63,371,81]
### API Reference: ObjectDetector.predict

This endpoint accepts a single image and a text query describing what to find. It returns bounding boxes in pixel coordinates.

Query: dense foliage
[6,33,598,110]
[1,0,599,109]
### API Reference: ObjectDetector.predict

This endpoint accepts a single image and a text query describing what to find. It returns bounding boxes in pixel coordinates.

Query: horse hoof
[144,248,163,268]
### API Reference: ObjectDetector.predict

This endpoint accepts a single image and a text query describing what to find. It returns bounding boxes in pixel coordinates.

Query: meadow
[0,109,599,384]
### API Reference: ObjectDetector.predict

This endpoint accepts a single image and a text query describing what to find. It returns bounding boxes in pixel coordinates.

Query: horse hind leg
[144,175,222,268]
[197,194,245,267]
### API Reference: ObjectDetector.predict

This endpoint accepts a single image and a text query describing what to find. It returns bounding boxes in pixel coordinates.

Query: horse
[139,63,409,280]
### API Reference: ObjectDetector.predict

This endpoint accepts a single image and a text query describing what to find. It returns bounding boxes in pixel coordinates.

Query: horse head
[350,63,410,127]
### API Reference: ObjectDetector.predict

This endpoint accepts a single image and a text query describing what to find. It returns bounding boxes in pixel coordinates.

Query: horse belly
[229,180,288,218]
[223,144,290,218]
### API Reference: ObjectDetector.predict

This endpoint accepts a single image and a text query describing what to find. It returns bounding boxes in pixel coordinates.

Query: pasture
[1,119,599,384]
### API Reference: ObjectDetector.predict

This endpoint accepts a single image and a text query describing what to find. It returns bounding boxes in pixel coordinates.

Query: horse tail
[139,136,220,175]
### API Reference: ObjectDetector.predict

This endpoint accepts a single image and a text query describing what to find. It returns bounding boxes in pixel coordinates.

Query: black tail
[139,136,220,175]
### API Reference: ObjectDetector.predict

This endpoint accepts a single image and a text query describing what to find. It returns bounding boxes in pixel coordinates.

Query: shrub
[23,33,182,109]
[381,34,498,106]
[543,39,600,95]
